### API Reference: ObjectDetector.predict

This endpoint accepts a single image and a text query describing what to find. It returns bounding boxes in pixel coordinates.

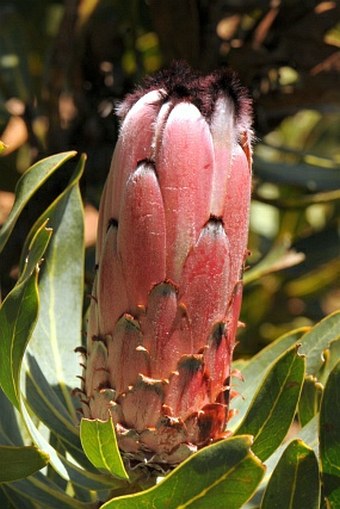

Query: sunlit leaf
[101,436,265,509]
[244,240,305,285]
[298,375,323,427]
[230,327,307,430]
[285,259,340,298]
[17,396,119,493]
[318,338,340,386]
[25,355,82,455]
[5,156,86,480]
[227,415,320,509]
[231,312,340,432]
[0,275,38,408]
[254,188,340,209]
[1,385,116,495]
[26,155,85,411]
[299,310,340,375]
[261,440,320,509]
[80,419,129,481]
[0,224,52,408]
[265,414,319,482]
[0,152,76,253]
[235,345,305,461]
[319,360,340,506]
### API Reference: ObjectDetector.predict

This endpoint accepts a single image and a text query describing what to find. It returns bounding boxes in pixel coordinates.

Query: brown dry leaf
[0,191,15,225]
[0,116,28,155]
[84,203,99,247]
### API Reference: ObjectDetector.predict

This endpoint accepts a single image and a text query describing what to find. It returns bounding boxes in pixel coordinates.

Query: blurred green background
[0,0,339,356]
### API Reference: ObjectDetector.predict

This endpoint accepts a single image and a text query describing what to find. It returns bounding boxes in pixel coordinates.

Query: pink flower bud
[82,63,252,468]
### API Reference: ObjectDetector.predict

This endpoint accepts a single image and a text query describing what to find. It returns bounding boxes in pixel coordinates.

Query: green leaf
[230,327,307,430]
[59,456,123,493]
[254,188,340,209]
[319,360,340,506]
[264,415,319,485]
[0,151,76,253]
[26,155,85,412]
[297,415,319,454]
[326,488,340,509]
[0,446,49,484]
[243,240,305,285]
[1,485,36,509]
[299,310,340,376]
[227,417,320,509]
[13,398,120,493]
[235,345,305,461]
[0,224,52,408]
[19,397,72,481]
[261,439,320,509]
[0,155,87,484]
[318,338,340,386]
[253,157,340,191]
[0,276,37,408]
[7,473,92,509]
[1,155,86,480]
[19,221,53,282]
[19,365,95,486]
[80,418,129,481]
[0,389,24,446]
[298,375,323,427]
[101,435,264,509]
[25,355,82,453]
[230,312,340,432]
[23,361,124,491]
[46,434,67,491]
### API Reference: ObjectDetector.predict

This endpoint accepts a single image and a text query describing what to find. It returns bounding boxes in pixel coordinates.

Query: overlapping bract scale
[82,64,252,467]
[156,102,214,282]
[117,162,166,311]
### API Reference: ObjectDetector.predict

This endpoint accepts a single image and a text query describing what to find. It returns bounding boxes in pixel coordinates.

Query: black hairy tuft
[119,61,252,124]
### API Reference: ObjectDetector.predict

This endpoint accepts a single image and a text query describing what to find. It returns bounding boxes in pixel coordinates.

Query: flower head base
[81,63,252,468]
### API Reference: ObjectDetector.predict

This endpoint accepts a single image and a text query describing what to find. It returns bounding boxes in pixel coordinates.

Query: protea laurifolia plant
[80,63,253,468]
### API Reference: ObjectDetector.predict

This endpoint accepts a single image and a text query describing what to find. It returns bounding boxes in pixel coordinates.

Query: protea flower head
[80,62,252,468]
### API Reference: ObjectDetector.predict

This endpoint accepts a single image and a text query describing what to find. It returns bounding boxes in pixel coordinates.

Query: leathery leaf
[101,436,265,509]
